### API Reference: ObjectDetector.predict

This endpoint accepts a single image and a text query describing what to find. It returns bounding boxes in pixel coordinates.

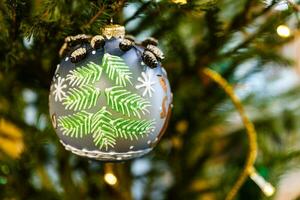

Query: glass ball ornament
[49,25,172,161]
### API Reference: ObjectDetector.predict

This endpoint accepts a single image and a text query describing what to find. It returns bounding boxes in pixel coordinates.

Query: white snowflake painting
[135,72,156,97]
[53,77,67,102]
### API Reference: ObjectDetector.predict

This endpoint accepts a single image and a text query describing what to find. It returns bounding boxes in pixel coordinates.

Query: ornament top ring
[101,24,125,39]
[49,24,172,161]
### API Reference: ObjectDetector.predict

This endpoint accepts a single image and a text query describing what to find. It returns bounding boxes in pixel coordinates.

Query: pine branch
[105,86,151,118]
[63,85,101,111]
[83,5,106,29]
[66,62,102,87]
[113,118,156,140]
[102,53,133,87]
[58,111,93,138]
[91,107,116,150]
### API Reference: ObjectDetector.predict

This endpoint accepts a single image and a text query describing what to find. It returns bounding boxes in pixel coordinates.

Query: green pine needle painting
[114,118,156,140]
[105,86,150,119]
[58,111,93,138]
[56,53,155,150]
[63,85,101,111]
[91,107,117,150]
[102,53,133,87]
[67,62,103,87]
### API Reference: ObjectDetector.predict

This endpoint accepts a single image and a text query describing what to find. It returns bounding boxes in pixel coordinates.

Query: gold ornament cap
[101,24,125,39]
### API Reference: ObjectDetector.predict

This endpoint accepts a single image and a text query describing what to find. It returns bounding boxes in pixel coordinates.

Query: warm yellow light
[277,25,291,38]
[263,184,275,197]
[104,173,117,185]
[171,0,187,4]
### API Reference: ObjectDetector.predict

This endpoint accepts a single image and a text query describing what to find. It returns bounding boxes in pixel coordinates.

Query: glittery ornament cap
[101,24,125,39]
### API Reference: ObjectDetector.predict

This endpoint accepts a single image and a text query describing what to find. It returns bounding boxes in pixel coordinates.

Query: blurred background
[2,0,300,199]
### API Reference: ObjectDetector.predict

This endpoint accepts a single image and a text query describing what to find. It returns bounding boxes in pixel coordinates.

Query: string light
[104,173,117,186]
[277,25,291,38]
[249,168,275,197]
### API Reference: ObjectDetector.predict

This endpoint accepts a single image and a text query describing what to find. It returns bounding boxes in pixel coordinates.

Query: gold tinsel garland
[203,68,274,200]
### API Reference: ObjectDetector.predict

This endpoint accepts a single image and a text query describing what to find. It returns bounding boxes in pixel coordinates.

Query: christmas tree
[1,0,300,199]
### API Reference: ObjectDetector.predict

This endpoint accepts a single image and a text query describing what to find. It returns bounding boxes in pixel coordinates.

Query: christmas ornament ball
[49,25,172,161]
